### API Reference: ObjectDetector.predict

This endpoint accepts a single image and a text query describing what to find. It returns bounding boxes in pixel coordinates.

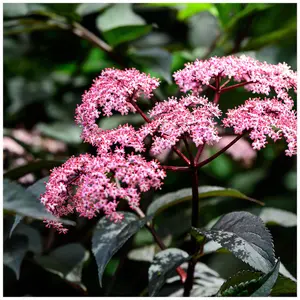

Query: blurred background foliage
[3,2,297,296]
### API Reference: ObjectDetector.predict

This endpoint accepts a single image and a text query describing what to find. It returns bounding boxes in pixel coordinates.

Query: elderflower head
[40,153,165,233]
[223,97,297,156]
[174,55,296,107]
[75,68,159,145]
[139,95,222,155]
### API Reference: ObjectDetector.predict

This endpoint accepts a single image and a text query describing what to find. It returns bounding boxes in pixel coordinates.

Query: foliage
[3,3,296,297]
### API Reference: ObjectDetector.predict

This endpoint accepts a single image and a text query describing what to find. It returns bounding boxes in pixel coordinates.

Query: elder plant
[41,55,297,296]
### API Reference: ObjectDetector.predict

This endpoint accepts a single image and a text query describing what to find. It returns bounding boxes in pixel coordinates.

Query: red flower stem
[194,143,206,165]
[213,74,221,104]
[129,100,151,123]
[221,81,253,93]
[133,207,187,283]
[162,165,190,172]
[183,162,199,296]
[196,134,245,168]
[220,78,231,89]
[207,84,216,91]
[172,146,191,165]
[129,100,191,165]
[147,225,187,282]
[183,137,194,162]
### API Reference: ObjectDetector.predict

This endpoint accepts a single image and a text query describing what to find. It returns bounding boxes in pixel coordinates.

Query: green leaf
[187,11,220,49]
[82,48,112,73]
[4,234,29,280]
[259,207,297,227]
[4,3,29,17]
[229,169,266,195]
[35,243,89,284]
[3,179,75,226]
[251,259,280,296]
[99,114,144,130]
[26,176,49,199]
[177,3,219,20]
[192,211,275,273]
[4,160,64,180]
[271,274,297,296]
[147,186,262,217]
[76,3,110,16]
[92,212,153,286]
[133,227,156,247]
[130,48,172,83]
[212,3,243,28]
[6,77,55,115]
[216,3,272,31]
[148,248,189,296]
[242,18,296,51]
[103,25,152,47]
[36,122,82,144]
[14,224,42,255]
[9,215,23,238]
[143,3,218,21]
[218,259,280,296]
[96,4,150,47]
[97,3,145,31]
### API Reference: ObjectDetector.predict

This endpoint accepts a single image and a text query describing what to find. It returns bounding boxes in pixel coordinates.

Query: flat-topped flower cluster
[41,55,297,233]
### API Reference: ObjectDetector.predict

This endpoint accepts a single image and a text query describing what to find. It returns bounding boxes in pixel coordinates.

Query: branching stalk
[197,134,245,168]
[129,100,190,165]
[132,206,187,283]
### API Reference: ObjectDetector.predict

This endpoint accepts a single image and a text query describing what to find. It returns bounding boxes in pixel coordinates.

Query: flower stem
[194,144,205,165]
[196,134,245,168]
[162,165,190,172]
[221,81,253,93]
[183,137,194,162]
[132,206,187,283]
[129,100,191,165]
[183,165,199,296]
[213,74,221,104]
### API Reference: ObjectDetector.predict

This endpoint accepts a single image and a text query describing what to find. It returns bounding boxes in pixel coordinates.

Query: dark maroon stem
[183,137,194,162]
[207,84,217,91]
[194,144,205,165]
[221,81,253,93]
[129,100,151,123]
[147,224,187,283]
[183,163,199,296]
[196,134,245,168]
[162,165,190,172]
[220,78,231,89]
[172,146,191,165]
[213,75,221,104]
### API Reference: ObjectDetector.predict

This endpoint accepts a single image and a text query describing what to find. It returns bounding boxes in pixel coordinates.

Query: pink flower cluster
[174,55,297,107]
[75,68,159,145]
[140,95,221,155]
[42,69,164,232]
[41,153,165,233]
[83,124,145,155]
[223,97,297,156]
[41,56,297,233]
